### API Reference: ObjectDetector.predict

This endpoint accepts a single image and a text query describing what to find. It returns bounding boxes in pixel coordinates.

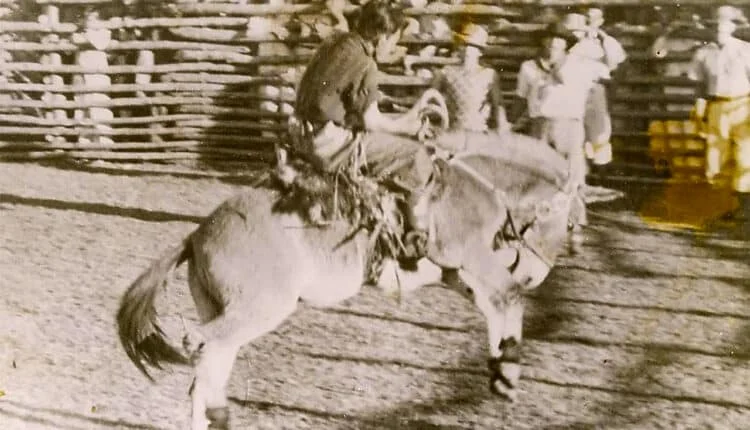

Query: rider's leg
[361,132,434,263]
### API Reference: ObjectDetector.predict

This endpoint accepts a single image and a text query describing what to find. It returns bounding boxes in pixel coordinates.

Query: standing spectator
[514,22,611,228]
[427,22,510,153]
[432,22,507,133]
[560,11,627,167]
[687,5,750,228]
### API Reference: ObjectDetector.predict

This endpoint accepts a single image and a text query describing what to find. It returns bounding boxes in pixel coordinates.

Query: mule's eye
[536,202,551,218]
[502,223,518,240]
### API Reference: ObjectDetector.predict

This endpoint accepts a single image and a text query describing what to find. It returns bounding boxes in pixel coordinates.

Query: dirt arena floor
[1,161,749,429]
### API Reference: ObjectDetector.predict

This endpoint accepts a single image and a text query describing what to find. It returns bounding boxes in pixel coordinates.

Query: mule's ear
[425,157,449,198]
[433,157,450,179]
[431,157,451,188]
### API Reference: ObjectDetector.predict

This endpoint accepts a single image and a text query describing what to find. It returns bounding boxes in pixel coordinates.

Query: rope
[446,154,558,269]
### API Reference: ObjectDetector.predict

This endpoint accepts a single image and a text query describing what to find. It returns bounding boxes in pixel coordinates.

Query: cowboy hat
[535,22,578,47]
[558,13,590,33]
[586,8,605,27]
[706,5,749,26]
[453,22,489,49]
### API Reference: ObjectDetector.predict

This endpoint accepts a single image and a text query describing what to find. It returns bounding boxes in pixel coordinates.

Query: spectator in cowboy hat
[687,5,750,233]
[584,8,627,71]
[419,21,517,155]
[512,21,610,229]
[558,11,627,168]
[705,4,749,28]
[558,13,589,41]
[427,22,508,135]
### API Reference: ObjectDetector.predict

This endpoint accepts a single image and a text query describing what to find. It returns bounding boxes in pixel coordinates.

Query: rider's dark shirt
[295,32,379,131]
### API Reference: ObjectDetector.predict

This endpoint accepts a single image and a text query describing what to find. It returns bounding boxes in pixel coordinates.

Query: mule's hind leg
[188,292,300,430]
[184,262,222,359]
[189,335,240,430]
[188,262,222,323]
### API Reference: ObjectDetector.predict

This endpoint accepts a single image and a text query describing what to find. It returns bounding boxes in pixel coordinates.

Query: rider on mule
[288,0,432,264]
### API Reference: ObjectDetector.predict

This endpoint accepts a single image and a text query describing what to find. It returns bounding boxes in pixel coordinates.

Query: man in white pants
[514,22,611,229]
[561,11,627,166]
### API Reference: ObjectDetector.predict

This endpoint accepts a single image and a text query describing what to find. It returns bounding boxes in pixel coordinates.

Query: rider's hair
[354,0,405,42]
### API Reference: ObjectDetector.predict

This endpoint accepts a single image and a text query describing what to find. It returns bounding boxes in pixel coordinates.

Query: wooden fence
[0,0,747,179]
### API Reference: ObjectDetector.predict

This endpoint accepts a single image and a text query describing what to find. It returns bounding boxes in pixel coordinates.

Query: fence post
[251,15,285,140]
[0,32,13,115]
[73,9,113,145]
[136,29,162,143]
[39,5,67,143]
[113,25,133,119]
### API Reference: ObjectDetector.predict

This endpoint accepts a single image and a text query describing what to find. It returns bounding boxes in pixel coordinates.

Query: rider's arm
[348,58,420,136]
[362,101,420,136]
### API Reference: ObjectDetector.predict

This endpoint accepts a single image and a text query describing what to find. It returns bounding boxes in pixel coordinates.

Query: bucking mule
[117,111,575,430]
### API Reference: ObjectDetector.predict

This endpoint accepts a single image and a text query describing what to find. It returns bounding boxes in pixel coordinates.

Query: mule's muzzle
[488,337,522,401]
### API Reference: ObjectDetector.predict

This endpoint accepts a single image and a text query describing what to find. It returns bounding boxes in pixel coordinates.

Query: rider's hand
[417,118,438,141]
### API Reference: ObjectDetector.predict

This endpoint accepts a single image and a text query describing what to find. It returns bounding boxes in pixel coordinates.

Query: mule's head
[419,156,507,270]
[494,188,572,290]
[422,151,572,290]
[419,152,574,400]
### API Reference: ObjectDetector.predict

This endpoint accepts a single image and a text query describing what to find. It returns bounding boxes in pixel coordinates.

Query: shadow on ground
[535,178,750,428]
[0,192,203,224]
[231,351,497,430]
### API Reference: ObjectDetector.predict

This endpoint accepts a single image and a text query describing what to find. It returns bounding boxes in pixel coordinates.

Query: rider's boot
[308,202,329,227]
[399,190,429,271]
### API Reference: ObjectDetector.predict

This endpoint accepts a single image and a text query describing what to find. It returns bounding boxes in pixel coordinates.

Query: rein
[445,154,558,271]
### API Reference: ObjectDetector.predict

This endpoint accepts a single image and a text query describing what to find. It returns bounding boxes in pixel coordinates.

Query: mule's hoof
[207,407,230,429]
[490,378,518,402]
[488,354,521,402]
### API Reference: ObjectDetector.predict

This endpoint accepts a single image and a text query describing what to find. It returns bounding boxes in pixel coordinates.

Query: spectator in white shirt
[560,11,627,167]
[687,5,750,228]
[514,22,610,228]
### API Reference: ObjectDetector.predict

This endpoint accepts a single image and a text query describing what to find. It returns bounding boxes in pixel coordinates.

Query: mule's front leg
[482,296,523,401]
[452,269,525,401]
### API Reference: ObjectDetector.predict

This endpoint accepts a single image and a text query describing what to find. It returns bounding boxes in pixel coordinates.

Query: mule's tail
[116,238,192,381]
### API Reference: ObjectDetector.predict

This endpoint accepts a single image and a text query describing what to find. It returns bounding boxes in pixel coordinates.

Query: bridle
[414,91,566,280]
[440,153,565,275]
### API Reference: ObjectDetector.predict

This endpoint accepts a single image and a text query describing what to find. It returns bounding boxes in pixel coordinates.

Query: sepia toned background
[1,1,750,429]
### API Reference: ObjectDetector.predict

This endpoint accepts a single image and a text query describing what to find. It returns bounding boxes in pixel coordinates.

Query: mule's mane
[439,147,573,239]
[449,140,569,191]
